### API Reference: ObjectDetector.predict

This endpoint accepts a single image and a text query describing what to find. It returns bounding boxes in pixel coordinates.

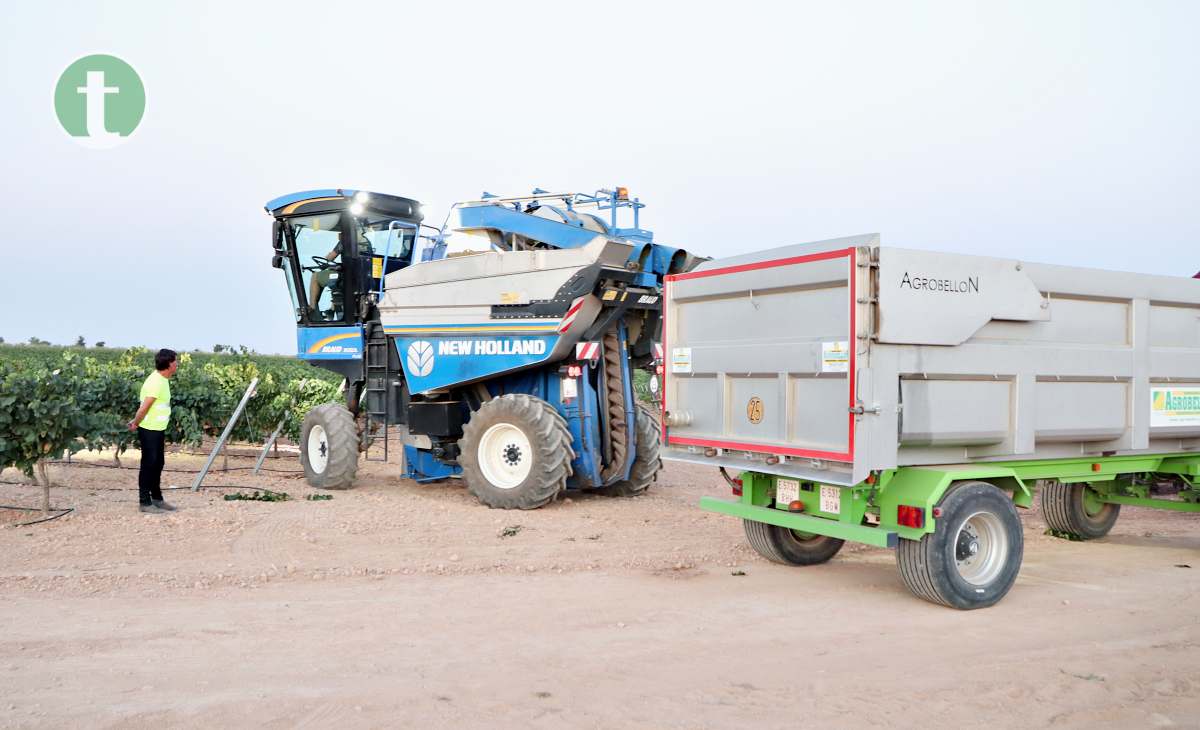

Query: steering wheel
[302,255,342,273]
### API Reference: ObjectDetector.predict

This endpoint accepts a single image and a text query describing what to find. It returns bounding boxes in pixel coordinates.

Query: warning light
[566,365,582,378]
[616,186,629,200]
[656,364,664,376]
[1091,463,1102,472]
[787,500,805,513]
[896,505,925,529]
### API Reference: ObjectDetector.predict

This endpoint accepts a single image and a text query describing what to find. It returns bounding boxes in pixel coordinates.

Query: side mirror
[272,220,283,250]
[271,254,283,269]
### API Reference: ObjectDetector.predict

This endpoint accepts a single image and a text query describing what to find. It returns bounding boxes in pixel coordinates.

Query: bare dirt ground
[1,443,1197,729]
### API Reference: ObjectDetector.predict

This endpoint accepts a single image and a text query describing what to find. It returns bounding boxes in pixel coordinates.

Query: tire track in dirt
[230,502,326,571]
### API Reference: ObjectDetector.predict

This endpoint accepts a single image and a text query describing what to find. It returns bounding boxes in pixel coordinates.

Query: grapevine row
[0,347,342,481]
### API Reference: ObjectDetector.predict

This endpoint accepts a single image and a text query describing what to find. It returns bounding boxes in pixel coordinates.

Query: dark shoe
[152,500,177,512]
[139,504,165,514]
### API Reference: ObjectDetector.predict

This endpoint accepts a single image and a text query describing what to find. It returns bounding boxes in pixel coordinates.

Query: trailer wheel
[1040,481,1120,540]
[896,481,1023,610]
[599,405,662,497]
[743,520,845,565]
[300,403,359,489]
[459,394,575,510]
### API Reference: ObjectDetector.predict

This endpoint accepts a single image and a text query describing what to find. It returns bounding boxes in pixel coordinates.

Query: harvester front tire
[300,403,359,489]
[896,481,1023,610]
[1040,481,1120,540]
[600,404,662,497]
[743,520,845,566]
[459,394,574,510]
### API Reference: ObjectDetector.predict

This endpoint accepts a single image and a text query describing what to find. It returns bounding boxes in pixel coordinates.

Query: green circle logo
[54,54,145,148]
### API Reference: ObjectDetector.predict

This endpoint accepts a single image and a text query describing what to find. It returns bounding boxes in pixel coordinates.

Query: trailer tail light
[731,477,743,496]
[896,505,925,529]
[566,365,582,378]
[656,364,664,376]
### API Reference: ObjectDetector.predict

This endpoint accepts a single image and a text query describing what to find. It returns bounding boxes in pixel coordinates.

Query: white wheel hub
[954,510,1009,586]
[307,424,329,474]
[477,423,532,489]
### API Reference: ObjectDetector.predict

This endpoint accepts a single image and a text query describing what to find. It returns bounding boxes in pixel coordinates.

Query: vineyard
[0,345,342,485]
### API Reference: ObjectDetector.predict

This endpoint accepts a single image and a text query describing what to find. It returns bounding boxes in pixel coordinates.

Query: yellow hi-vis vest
[138,371,171,431]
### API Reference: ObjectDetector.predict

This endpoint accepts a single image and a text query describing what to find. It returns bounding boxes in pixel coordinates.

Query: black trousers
[137,427,166,505]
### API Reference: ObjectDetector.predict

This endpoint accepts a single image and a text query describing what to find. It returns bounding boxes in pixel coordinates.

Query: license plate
[820,486,841,514]
[776,478,800,505]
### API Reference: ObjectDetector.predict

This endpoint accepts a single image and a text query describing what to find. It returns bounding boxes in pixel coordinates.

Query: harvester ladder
[364,325,390,463]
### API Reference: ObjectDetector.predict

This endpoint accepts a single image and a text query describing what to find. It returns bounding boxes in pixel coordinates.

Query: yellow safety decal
[372,257,383,278]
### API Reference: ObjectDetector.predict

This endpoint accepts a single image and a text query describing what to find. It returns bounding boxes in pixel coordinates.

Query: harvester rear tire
[599,404,662,497]
[896,481,1023,610]
[743,520,845,566]
[459,394,574,510]
[1040,481,1120,540]
[300,403,359,490]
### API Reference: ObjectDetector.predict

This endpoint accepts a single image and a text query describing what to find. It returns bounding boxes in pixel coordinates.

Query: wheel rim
[1081,486,1108,518]
[307,424,329,475]
[477,423,532,489]
[954,510,1009,586]
[787,530,820,542]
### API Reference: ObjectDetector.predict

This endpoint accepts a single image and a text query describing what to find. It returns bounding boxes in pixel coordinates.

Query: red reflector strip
[575,341,600,360]
[897,505,925,529]
[558,297,586,333]
[653,342,664,360]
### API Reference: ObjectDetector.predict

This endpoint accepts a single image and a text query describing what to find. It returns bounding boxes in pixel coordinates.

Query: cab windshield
[287,212,345,322]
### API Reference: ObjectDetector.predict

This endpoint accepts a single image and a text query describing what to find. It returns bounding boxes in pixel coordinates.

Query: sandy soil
[0,443,1197,729]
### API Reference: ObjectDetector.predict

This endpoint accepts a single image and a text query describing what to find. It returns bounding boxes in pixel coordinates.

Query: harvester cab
[266,187,700,509]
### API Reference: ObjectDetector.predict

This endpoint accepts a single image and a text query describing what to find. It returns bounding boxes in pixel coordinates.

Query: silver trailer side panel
[662,236,1200,485]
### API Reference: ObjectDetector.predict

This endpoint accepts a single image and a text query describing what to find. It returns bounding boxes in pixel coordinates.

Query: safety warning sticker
[671,347,693,374]
[822,341,849,373]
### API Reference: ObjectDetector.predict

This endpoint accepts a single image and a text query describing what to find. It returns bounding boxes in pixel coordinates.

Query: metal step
[363,327,390,463]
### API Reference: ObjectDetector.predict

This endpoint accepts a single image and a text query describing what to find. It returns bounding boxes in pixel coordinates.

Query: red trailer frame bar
[663,247,857,463]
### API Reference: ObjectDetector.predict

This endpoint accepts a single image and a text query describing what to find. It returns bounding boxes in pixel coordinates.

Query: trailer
[661,234,1200,608]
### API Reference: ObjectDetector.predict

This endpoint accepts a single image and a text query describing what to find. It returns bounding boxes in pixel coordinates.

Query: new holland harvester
[266,187,699,509]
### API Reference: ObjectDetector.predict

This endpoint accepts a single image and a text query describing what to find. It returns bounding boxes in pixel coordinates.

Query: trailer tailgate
[662,238,871,483]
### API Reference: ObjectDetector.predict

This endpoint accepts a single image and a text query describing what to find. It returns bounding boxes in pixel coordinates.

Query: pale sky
[1,1,1196,354]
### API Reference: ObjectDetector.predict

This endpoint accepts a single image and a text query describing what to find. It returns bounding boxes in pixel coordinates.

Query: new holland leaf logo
[406,340,435,377]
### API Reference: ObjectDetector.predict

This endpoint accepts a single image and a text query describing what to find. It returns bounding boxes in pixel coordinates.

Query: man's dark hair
[155,349,177,371]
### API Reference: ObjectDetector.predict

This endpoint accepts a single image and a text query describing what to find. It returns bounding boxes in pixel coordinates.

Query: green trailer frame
[704,453,1200,543]
[702,453,1199,608]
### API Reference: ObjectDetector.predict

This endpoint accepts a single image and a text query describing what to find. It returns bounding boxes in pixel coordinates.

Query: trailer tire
[459,394,574,510]
[896,481,1023,610]
[600,404,662,497]
[1040,481,1120,540]
[300,403,359,489]
[743,520,845,566]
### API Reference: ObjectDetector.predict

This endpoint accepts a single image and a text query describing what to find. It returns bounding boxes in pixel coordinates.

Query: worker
[308,239,343,320]
[127,349,178,514]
